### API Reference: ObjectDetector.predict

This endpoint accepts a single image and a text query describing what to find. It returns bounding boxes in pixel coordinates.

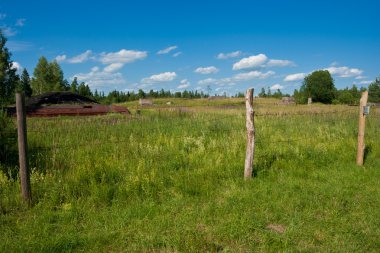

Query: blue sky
[1,0,379,95]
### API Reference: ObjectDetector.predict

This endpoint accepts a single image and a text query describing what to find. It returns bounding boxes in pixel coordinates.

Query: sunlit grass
[0,100,379,252]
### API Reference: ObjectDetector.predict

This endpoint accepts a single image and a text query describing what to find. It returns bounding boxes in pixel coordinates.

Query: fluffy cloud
[233,53,294,70]
[233,54,268,70]
[266,59,294,67]
[325,66,363,78]
[172,52,182,57]
[270,84,284,90]
[103,63,124,73]
[198,78,218,85]
[217,51,242,59]
[11,61,22,70]
[67,50,93,63]
[55,49,147,71]
[284,73,307,82]
[141,72,177,84]
[157,46,178,55]
[100,49,147,64]
[55,55,67,62]
[234,70,275,80]
[194,66,219,74]
[177,79,191,89]
[73,67,126,88]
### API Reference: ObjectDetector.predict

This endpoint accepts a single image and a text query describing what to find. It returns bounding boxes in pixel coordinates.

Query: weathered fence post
[356,91,368,166]
[244,88,255,179]
[16,93,31,203]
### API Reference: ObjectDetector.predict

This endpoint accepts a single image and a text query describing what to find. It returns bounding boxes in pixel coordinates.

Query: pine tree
[70,77,79,93]
[19,68,33,97]
[0,30,19,105]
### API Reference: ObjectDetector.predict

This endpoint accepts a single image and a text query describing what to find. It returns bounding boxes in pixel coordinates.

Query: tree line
[1,30,380,107]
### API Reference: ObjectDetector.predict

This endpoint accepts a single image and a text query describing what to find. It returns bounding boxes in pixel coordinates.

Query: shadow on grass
[253,152,286,177]
[364,144,372,164]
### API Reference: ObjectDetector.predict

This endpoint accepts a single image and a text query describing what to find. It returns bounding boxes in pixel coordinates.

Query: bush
[0,110,17,175]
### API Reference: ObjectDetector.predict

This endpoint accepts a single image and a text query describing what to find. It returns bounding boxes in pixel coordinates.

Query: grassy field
[1,98,380,252]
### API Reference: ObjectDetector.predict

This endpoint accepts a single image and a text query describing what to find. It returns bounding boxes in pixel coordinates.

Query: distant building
[139,98,153,106]
[279,97,295,105]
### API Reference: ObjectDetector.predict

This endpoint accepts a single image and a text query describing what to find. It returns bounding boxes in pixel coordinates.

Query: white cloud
[358,80,372,85]
[266,59,294,67]
[15,18,26,27]
[172,52,182,57]
[157,46,178,55]
[103,63,124,73]
[91,66,100,72]
[270,84,284,90]
[141,72,177,84]
[177,79,190,89]
[198,78,218,85]
[234,70,275,80]
[325,66,363,78]
[100,49,147,64]
[194,66,219,74]
[11,61,22,70]
[73,67,126,88]
[233,53,295,70]
[55,55,67,62]
[67,50,93,63]
[355,75,366,80]
[284,73,307,82]
[217,51,242,59]
[233,54,268,70]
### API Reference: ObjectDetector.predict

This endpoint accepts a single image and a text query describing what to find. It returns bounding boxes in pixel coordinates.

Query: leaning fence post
[356,91,368,166]
[244,88,255,179]
[16,92,31,204]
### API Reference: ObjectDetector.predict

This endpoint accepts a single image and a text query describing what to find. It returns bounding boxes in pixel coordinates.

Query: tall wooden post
[356,91,368,166]
[244,88,255,179]
[16,93,31,203]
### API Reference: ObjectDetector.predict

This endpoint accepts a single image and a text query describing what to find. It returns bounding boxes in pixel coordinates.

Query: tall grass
[0,101,379,252]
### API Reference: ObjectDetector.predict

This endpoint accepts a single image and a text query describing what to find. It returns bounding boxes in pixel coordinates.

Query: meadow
[1,97,380,252]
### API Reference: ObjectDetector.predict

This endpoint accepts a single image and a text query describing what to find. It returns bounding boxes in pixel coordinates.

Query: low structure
[279,97,295,105]
[139,99,153,106]
[6,92,129,117]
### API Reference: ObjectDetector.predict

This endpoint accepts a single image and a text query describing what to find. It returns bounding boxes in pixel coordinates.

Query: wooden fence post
[16,93,31,203]
[356,91,368,166]
[244,88,255,179]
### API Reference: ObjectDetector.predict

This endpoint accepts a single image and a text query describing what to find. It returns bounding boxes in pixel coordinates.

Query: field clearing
[1,98,380,252]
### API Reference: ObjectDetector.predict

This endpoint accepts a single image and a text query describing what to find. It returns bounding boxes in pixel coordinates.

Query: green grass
[1,99,379,252]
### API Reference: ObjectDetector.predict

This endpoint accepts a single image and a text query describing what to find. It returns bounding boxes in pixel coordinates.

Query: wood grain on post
[16,93,32,203]
[244,88,255,179]
[356,91,368,166]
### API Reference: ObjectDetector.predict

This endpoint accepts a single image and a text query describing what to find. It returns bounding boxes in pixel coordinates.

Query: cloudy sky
[2,0,379,95]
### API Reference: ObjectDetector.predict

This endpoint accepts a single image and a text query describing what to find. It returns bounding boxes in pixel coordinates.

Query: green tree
[18,68,33,97]
[49,60,65,91]
[368,77,380,103]
[31,57,67,94]
[301,70,336,104]
[78,82,92,97]
[259,88,266,97]
[71,77,79,93]
[31,56,50,95]
[0,30,19,105]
